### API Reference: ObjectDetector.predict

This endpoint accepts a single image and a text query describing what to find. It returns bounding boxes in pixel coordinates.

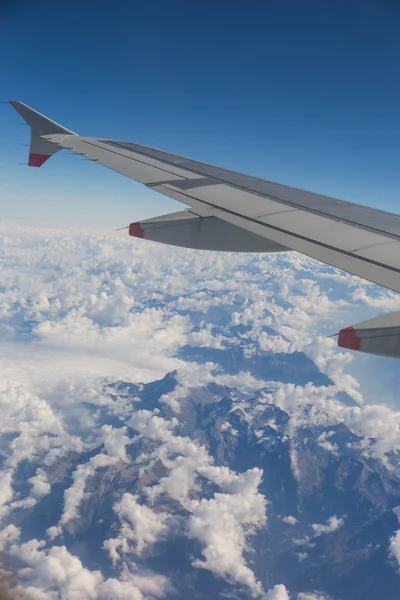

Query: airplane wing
[9,100,400,358]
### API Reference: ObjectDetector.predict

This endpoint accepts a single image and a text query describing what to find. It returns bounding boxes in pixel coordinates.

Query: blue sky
[1,0,400,226]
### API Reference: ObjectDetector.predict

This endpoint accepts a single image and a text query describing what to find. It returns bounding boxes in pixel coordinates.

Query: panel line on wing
[147,177,219,190]
[77,138,400,248]
[105,140,400,242]
[81,140,193,182]
[350,241,398,253]
[256,209,299,218]
[162,186,400,277]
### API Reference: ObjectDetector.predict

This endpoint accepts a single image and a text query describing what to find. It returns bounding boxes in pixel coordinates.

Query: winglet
[9,101,76,167]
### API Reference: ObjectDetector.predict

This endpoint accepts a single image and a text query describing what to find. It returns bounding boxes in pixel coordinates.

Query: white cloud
[389,530,400,569]
[0,383,69,470]
[28,469,51,499]
[103,493,169,561]
[263,584,291,599]
[316,432,338,455]
[59,454,118,528]
[128,410,178,445]
[311,516,344,537]
[258,331,293,354]
[297,553,308,562]
[265,382,400,460]
[297,594,329,600]
[351,287,400,311]
[0,524,20,551]
[0,471,14,522]
[58,426,131,530]
[0,221,399,599]
[292,537,314,548]
[187,486,266,597]
[128,409,268,595]
[100,425,131,461]
[7,538,168,600]
[282,516,298,526]
[305,337,362,405]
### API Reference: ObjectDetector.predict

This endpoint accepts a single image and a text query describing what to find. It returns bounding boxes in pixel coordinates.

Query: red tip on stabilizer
[338,326,361,351]
[129,222,144,238]
[28,153,51,167]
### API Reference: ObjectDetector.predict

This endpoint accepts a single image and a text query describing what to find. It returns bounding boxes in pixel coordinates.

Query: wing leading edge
[10,100,400,358]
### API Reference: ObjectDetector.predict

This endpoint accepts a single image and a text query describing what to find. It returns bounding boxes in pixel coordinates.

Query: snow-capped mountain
[7,368,400,599]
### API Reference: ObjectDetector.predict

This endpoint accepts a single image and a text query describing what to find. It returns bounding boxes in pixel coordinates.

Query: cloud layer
[0,221,399,598]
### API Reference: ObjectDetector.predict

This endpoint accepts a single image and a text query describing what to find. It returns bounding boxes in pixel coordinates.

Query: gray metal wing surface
[10,100,400,358]
[47,133,400,295]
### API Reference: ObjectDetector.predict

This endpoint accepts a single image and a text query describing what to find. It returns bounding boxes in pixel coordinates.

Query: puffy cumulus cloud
[28,307,189,389]
[0,525,20,552]
[263,584,291,599]
[57,426,132,530]
[258,332,292,354]
[0,381,84,517]
[128,410,268,595]
[59,454,117,529]
[0,221,373,408]
[296,553,308,562]
[129,410,263,505]
[14,539,101,597]
[221,263,366,401]
[282,516,298,526]
[389,530,400,569]
[0,472,13,522]
[129,411,212,504]
[6,538,168,600]
[100,425,131,461]
[265,383,400,460]
[187,485,267,597]
[316,432,338,455]
[297,594,329,600]
[97,573,168,600]
[0,226,194,396]
[0,383,71,470]
[311,516,344,537]
[198,464,259,493]
[128,410,179,445]
[27,469,51,500]
[186,326,226,349]
[103,493,169,562]
[159,362,216,412]
[214,371,272,394]
[159,362,272,414]
[0,221,379,422]
[289,446,301,482]
[0,220,396,599]
[0,568,25,600]
[280,281,341,320]
[302,336,363,405]
[147,452,204,505]
[291,538,314,548]
[351,287,400,311]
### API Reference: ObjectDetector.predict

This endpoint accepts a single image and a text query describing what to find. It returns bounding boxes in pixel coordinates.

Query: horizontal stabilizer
[9,100,75,167]
[338,311,400,358]
[129,211,289,253]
